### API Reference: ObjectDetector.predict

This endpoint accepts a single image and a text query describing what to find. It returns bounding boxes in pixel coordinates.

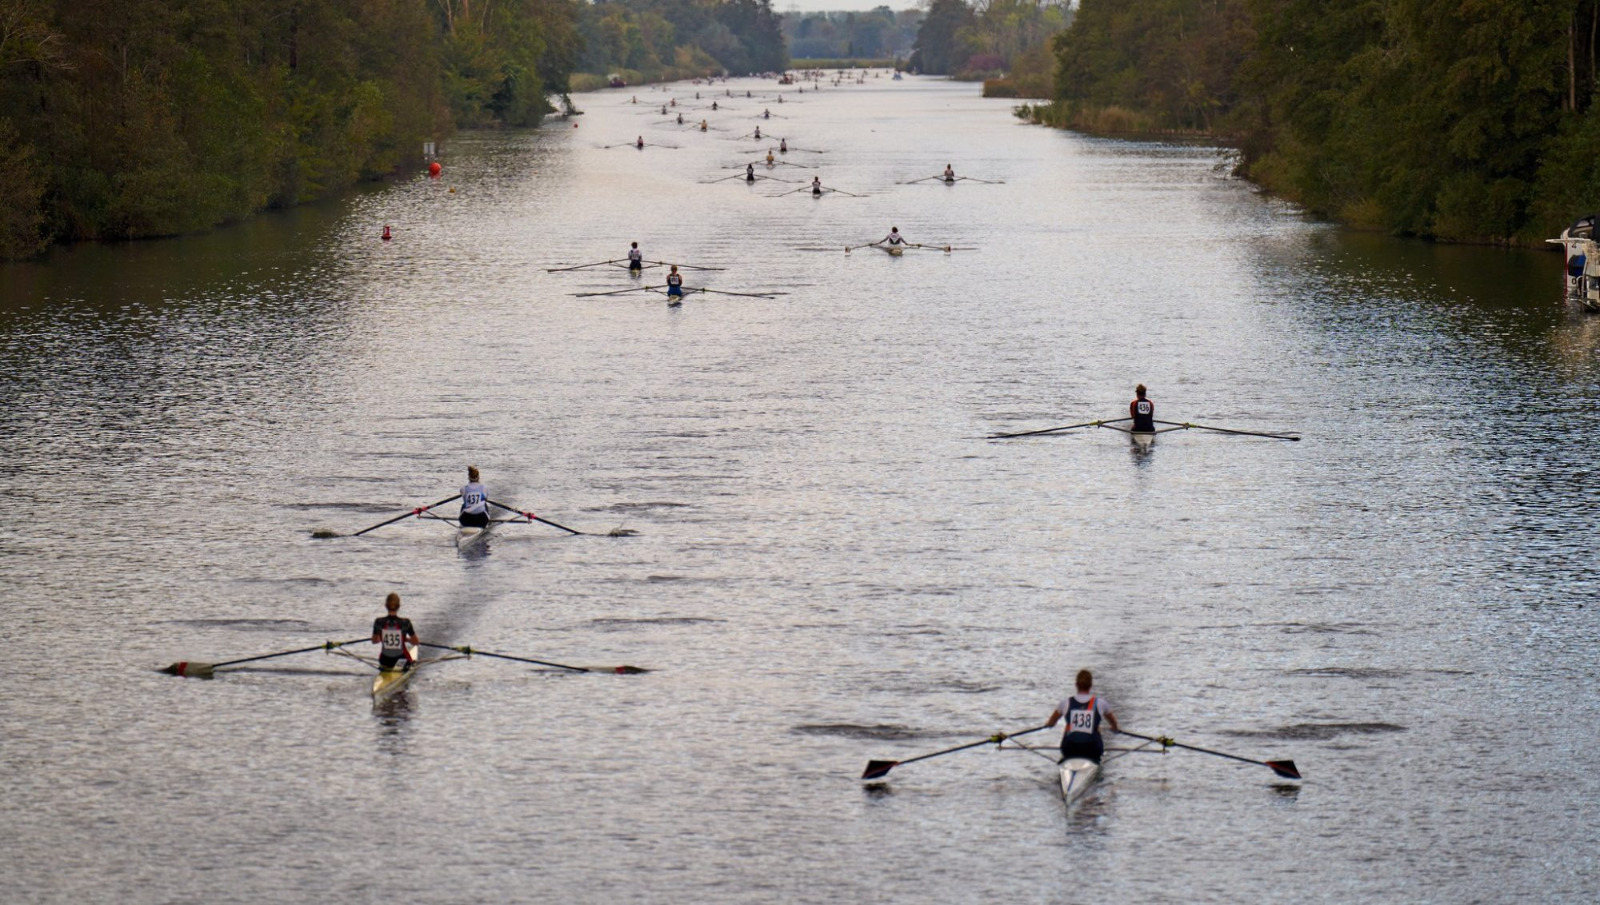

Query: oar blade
[1266,760,1301,780]
[162,662,215,679]
[862,759,899,780]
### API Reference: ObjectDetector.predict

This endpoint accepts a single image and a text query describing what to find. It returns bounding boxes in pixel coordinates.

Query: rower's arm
[1045,708,1063,728]
[1104,709,1120,733]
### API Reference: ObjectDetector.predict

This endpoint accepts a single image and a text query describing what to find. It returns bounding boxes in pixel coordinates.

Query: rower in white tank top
[460,465,488,528]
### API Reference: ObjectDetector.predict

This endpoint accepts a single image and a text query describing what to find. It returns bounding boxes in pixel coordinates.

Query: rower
[661,104,667,114]
[371,593,419,670]
[765,150,775,166]
[810,176,823,196]
[1045,669,1120,764]
[712,101,718,111]
[627,241,643,272]
[880,226,907,248]
[745,163,757,183]
[635,136,645,149]
[1130,384,1155,432]
[459,466,489,528]
[665,265,684,302]
[677,113,684,124]
[779,138,788,153]
[943,164,955,183]
[700,120,708,131]
[670,98,677,107]
[754,126,762,140]
[763,108,771,119]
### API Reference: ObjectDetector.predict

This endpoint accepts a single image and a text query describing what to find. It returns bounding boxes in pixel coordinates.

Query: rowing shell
[883,244,904,256]
[457,521,494,550]
[1059,757,1100,805]
[372,643,418,700]
[1130,430,1156,448]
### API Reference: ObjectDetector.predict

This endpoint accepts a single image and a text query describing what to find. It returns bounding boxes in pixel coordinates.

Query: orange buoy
[428,161,442,178]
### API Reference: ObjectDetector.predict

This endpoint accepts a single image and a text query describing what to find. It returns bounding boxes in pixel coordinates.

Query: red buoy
[381,224,392,241]
[428,161,442,178]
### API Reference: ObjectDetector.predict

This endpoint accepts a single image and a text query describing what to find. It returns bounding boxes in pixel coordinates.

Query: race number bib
[381,628,405,652]
[1068,708,1096,734]
[464,491,485,508]
[1136,401,1153,416]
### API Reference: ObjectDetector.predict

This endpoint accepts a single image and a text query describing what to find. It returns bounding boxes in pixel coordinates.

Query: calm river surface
[2,76,1597,904]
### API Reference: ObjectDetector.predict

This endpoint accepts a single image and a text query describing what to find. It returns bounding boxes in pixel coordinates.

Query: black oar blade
[862,759,899,780]
[1267,760,1301,780]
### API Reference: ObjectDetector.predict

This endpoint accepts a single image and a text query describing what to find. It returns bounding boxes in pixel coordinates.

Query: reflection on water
[2,77,1598,905]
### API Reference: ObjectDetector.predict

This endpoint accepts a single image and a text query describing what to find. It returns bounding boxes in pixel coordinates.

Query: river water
[2,76,1597,904]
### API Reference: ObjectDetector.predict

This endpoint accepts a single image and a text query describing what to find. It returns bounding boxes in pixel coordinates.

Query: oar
[575,285,660,298]
[546,259,625,272]
[1152,420,1301,441]
[988,418,1131,439]
[681,287,780,299]
[861,723,1050,780]
[1117,729,1301,780]
[843,242,878,253]
[642,260,724,271]
[488,500,584,535]
[419,642,647,674]
[164,639,365,679]
[351,495,461,537]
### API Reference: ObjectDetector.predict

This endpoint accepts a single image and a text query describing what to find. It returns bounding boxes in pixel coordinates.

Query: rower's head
[385,592,401,613]
[468,465,480,482]
[670,265,679,273]
[1076,669,1093,692]
[631,241,638,249]
[890,227,899,233]
[1135,384,1147,399]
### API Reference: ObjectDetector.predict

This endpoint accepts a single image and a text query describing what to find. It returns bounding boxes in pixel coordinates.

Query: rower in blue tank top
[665,265,684,300]
[460,465,488,528]
[1046,669,1120,763]
[1130,384,1155,432]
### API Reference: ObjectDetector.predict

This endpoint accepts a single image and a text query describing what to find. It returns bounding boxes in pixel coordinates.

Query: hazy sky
[779,1,922,15]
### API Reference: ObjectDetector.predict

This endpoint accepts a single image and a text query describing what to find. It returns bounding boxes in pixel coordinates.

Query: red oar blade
[862,759,900,780]
[1266,760,1301,780]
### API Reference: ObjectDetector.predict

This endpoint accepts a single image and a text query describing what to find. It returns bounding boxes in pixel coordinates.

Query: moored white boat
[1548,214,1600,311]
[1058,757,1100,805]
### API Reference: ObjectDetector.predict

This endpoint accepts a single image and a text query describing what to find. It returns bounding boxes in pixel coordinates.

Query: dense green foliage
[910,0,1070,87]
[1043,0,1600,244]
[782,8,920,62]
[0,0,580,259]
[575,0,787,85]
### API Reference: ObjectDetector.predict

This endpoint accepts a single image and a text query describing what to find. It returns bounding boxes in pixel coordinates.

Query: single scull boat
[1059,757,1100,805]
[371,643,419,700]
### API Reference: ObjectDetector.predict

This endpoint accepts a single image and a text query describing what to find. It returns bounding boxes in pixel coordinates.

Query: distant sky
[779,1,922,14]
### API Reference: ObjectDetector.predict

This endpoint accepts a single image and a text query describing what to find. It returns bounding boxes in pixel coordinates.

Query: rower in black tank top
[1130,384,1155,432]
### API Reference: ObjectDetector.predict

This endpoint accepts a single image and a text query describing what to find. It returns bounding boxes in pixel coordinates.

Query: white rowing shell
[1059,757,1100,805]
[456,522,494,550]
